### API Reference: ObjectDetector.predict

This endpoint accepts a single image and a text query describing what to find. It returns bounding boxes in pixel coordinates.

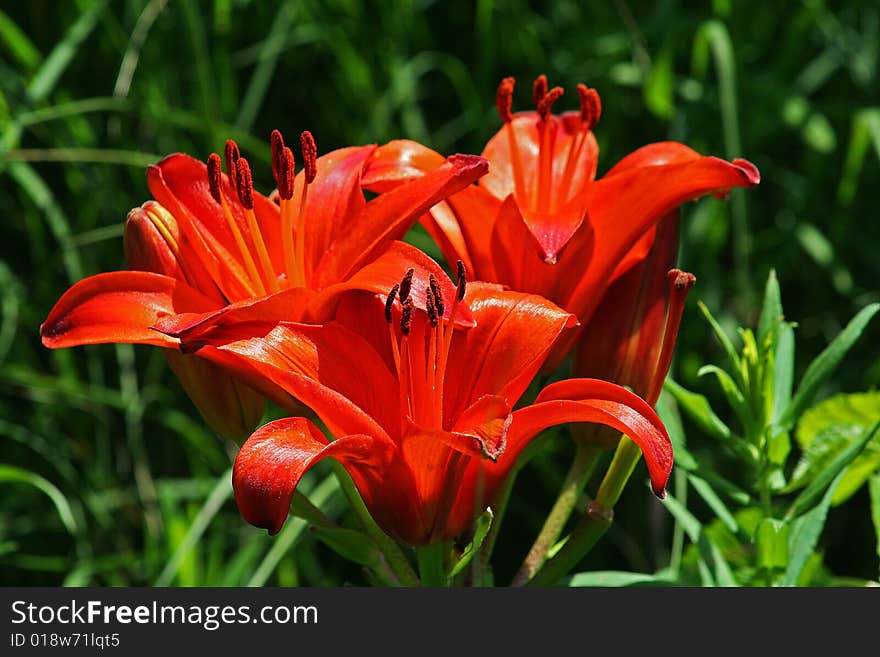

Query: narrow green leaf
[778,303,879,430]
[0,464,77,535]
[664,378,733,444]
[837,109,880,207]
[698,364,754,431]
[688,473,740,535]
[567,571,676,587]
[26,0,109,103]
[755,518,788,571]
[0,8,42,71]
[786,419,880,519]
[310,526,382,569]
[662,491,738,586]
[781,473,844,586]
[771,325,795,425]
[449,508,493,578]
[697,301,744,383]
[869,475,880,578]
[757,270,782,344]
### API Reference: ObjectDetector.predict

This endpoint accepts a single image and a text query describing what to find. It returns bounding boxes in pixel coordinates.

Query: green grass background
[1,0,878,586]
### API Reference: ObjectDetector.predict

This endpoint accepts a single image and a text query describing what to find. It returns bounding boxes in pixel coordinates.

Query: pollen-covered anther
[384,283,400,324]
[495,76,515,123]
[399,268,415,304]
[669,268,697,291]
[235,157,255,210]
[207,153,223,204]
[536,86,564,121]
[455,260,467,301]
[577,84,602,130]
[400,297,414,336]
[426,288,438,328]
[224,140,241,192]
[428,273,444,318]
[277,146,295,201]
[270,129,285,181]
[300,131,317,184]
[532,74,548,107]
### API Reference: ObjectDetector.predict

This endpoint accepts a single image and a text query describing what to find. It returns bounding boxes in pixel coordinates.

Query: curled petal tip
[446,153,490,177]
[653,485,668,500]
[732,158,761,185]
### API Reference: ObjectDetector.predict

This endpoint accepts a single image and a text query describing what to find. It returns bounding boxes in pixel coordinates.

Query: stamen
[224,140,241,193]
[456,259,467,301]
[384,283,400,323]
[207,153,223,204]
[204,153,264,296]
[495,76,515,123]
[236,157,279,292]
[428,273,444,318]
[270,129,285,182]
[536,86,564,122]
[400,297,414,336]
[577,84,602,130]
[278,145,297,286]
[399,268,415,303]
[426,287,438,327]
[301,131,317,184]
[495,76,528,206]
[532,74,547,107]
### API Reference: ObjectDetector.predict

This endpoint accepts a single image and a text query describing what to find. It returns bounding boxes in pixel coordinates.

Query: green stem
[510,442,603,586]
[332,463,419,587]
[525,437,643,586]
[471,468,516,587]
[416,542,449,587]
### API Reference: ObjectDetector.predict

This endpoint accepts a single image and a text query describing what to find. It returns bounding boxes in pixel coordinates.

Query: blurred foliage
[0,0,878,585]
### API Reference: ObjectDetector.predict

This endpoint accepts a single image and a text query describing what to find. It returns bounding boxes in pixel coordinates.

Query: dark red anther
[278,146,295,201]
[400,298,414,336]
[669,268,696,291]
[399,268,415,303]
[384,283,400,324]
[207,153,223,204]
[235,157,254,210]
[224,140,241,192]
[455,260,467,301]
[426,288,438,328]
[532,74,548,107]
[428,273,444,318]
[270,129,285,182]
[496,76,515,123]
[300,131,317,184]
[536,86,564,121]
[577,84,602,130]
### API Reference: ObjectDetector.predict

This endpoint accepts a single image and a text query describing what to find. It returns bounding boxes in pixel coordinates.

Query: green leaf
[0,8,41,71]
[698,364,754,433]
[870,475,880,578]
[688,474,740,535]
[789,392,880,504]
[771,325,795,425]
[0,464,77,535]
[755,518,788,571]
[664,379,733,444]
[697,301,744,385]
[781,472,844,586]
[786,419,880,519]
[778,303,879,430]
[449,508,493,578]
[757,270,783,345]
[310,526,382,570]
[837,109,880,207]
[644,44,675,119]
[567,571,676,587]
[661,491,738,586]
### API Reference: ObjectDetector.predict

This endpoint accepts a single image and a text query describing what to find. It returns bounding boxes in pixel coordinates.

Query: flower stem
[331,462,419,587]
[416,542,449,587]
[510,442,603,586]
[525,436,642,586]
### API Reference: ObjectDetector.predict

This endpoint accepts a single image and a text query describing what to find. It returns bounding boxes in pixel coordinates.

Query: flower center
[495,75,602,215]
[384,262,467,433]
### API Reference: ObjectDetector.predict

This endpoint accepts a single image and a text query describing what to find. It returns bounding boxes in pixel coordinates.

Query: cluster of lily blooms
[41,76,759,547]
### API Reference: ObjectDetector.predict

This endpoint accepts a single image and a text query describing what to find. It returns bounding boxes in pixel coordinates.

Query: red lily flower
[156,270,673,545]
[40,132,488,438]
[572,213,695,447]
[364,75,759,336]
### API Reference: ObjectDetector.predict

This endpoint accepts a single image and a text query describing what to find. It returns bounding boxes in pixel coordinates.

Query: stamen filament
[236,158,279,293]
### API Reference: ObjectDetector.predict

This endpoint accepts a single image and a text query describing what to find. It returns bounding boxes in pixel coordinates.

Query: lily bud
[124,201,265,442]
[164,350,265,443]
[124,201,185,278]
[572,213,690,448]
